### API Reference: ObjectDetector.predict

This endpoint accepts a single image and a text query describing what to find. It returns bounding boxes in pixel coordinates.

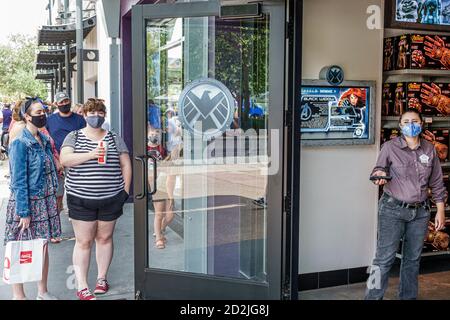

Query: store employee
[365,108,447,300]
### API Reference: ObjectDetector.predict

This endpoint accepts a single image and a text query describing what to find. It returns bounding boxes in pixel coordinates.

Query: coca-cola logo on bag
[20,251,32,264]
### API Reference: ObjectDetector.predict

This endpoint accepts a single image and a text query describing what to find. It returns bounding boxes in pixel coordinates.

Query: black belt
[384,194,430,210]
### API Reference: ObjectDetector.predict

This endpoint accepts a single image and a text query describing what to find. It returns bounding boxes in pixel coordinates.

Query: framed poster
[385,0,450,32]
[301,80,376,146]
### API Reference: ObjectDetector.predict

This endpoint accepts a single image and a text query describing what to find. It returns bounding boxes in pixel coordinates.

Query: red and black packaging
[396,35,410,70]
[380,128,385,146]
[388,82,450,117]
[383,37,396,72]
[421,83,450,117]
[395,34,450,70]
[439,82,450,100]
[381,128,400,145]
[393,82,406,116]
[431,128,450,161]
[410,34,445,70]
[382,83,394,116]
[405,82,423,114]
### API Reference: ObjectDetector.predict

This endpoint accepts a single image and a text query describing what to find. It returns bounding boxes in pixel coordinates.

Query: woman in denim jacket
[4,98,61,300]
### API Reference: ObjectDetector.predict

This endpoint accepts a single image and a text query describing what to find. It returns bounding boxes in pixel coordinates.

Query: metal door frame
[283,0,302,300]
[132,0,288,300]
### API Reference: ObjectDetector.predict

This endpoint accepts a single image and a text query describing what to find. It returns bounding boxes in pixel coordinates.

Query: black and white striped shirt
[62,130,129,200]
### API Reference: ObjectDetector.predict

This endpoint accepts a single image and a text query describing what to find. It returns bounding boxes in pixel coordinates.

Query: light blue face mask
[401,122,422,137]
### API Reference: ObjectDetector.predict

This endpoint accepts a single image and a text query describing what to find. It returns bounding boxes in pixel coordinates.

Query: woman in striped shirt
[60,98,132,300]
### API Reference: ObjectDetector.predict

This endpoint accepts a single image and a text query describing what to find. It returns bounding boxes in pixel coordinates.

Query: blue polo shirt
[46,112,86,153]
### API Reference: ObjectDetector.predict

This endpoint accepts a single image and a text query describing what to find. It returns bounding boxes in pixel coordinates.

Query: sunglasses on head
[22,96,43,117]
[25,96,43,106]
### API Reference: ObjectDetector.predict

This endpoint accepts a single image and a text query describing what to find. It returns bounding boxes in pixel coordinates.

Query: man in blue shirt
[0,103,12,150]
[47,92,86,153]
[47,92,86,214]
[2,103,12,130]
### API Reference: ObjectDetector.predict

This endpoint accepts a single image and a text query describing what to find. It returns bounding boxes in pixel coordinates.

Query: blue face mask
[401,122,422,137]
[86,115,105,129]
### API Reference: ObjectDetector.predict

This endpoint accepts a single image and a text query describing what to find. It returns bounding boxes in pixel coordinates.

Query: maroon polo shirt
[372,135,447,204]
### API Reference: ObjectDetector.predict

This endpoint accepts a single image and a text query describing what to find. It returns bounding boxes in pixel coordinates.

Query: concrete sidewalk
[0,160,135,300]
[299,270,450,300]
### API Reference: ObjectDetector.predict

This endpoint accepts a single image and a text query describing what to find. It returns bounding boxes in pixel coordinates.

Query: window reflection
[145,15,269,282]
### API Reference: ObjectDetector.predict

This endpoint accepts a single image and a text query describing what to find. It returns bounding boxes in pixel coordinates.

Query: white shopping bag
[2,230,45,284]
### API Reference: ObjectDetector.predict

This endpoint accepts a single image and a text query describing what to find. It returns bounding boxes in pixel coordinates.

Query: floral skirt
[4,193,62,246]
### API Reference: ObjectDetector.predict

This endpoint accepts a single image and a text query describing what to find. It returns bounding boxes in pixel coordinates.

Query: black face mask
[58,104,71,114]
[30,115,47,128]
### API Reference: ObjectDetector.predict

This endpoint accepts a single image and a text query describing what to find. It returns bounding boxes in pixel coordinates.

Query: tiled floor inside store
[299,258,450,300]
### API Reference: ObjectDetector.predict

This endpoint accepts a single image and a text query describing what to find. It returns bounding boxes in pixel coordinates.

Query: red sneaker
[94,278,109,294]
[77,288,96,300]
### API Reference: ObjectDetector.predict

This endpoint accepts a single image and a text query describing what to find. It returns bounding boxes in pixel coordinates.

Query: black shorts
[67,190,129,222]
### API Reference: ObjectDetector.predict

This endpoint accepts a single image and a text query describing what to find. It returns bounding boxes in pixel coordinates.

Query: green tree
[144,18,269,130]
[213,19,269,130]
[0,34,48,101]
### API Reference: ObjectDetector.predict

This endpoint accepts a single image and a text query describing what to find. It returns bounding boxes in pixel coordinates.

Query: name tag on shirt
[419,154,429,164]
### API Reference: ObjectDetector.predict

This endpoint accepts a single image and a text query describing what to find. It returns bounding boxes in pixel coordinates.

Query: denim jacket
[9,128,58,218]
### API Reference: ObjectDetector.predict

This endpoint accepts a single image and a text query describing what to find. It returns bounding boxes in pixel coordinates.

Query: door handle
[134,155,147,200]
[148,154,158,196]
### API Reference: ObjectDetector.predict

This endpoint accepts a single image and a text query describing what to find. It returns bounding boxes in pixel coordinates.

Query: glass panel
[145,14,270,283]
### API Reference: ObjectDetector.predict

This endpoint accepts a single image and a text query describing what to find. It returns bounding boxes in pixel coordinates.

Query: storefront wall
[120,0,152,153]
[84,27,98,99]
[97,4,113,126]
[72,27,98,103]
[120,0,176,152]
[300,0,383,275]
[120,0,384,289]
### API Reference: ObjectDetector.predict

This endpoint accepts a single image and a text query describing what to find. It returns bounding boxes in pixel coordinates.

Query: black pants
[1,129,8,149]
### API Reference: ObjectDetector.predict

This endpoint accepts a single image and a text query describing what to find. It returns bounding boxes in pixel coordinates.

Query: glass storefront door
[132,0,286,299]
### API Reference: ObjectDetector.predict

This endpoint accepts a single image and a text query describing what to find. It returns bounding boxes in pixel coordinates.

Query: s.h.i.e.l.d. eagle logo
[179,78,235,139]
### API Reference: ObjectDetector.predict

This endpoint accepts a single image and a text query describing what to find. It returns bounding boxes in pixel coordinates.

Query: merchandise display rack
[382,116,450,129]
[382,27,450,258]
[384,69,450,78]
[397,250,450,259]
